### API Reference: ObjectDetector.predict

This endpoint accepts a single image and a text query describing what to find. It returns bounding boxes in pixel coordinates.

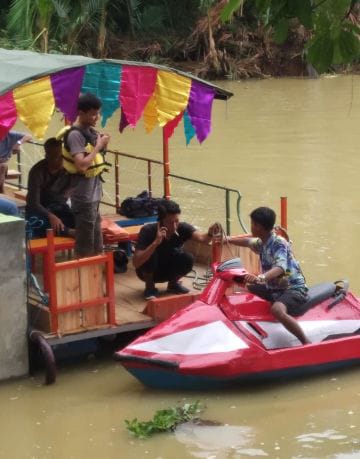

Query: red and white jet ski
[115,258,360,389]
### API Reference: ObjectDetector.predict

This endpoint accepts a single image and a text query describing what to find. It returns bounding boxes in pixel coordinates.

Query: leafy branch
[125,401,203,439]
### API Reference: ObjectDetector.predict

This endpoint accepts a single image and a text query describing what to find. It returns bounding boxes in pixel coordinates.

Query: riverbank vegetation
[0,0,359,79]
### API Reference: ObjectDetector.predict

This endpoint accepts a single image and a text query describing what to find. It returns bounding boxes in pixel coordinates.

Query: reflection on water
[3,76,360,458]
[175,423,262,458]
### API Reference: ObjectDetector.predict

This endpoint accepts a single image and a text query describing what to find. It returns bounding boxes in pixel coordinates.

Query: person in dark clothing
[25,137,74,236]
[133,199,220,300]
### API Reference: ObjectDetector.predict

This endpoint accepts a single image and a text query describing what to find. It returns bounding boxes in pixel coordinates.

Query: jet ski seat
[296,282,337,316]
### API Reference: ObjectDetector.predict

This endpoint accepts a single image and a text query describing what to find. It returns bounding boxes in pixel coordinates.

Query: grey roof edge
[0,48,233,100]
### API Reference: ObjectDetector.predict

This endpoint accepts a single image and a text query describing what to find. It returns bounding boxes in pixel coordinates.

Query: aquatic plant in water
[125,401,203,439]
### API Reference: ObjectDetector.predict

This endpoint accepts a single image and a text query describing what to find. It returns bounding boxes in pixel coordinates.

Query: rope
[185,267,214,290]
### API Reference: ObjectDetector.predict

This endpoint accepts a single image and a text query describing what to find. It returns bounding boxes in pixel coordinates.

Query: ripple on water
[175,423,269,457]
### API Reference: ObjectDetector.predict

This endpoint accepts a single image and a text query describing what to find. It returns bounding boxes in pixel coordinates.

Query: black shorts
[247,284,308,317]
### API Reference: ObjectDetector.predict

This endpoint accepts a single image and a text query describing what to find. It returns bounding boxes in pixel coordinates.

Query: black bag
[113,249,128,273]
[118,191,163,218]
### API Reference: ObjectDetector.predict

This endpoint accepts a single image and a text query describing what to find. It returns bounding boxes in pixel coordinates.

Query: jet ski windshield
[216,258,244,272]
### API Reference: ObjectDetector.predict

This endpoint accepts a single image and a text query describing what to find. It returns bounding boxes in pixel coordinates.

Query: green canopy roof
[0,48,233,100]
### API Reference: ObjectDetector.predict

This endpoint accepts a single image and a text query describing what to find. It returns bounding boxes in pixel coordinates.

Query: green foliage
[221,0,360,73]
[220,0,244,22]
[273,17,288,44]
[125,401,203,439]
[306,0,360,72]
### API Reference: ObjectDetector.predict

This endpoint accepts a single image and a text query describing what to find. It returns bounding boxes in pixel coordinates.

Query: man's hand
[48,213,65,234]
[155,223,167,246]
[96,133,110,151]
[21,134,32,144]
[244,273,259,284]
[208,222,222,238]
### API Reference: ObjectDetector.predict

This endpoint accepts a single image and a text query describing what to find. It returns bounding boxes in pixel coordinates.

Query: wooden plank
[14,190,27,201]
[56,268,82,333]
[115,304,152,325]
[6,169,21,179]
[80,264,107,327]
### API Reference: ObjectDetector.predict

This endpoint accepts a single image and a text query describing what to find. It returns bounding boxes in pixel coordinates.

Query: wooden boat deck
[113,260,210,324]
[28,247,213,343]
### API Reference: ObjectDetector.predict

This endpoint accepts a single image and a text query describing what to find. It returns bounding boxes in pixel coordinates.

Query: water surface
[3,75,360,458]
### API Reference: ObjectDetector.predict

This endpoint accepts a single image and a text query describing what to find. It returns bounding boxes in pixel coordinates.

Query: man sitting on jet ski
[228,206,311,345]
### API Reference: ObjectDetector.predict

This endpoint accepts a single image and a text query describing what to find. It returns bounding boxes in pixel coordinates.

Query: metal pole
[280,196,288,229]
[16,150,22,190]
[115,154,120,210]
[147,160,152,198]
[225,189,231,235]
[162,128,170,199]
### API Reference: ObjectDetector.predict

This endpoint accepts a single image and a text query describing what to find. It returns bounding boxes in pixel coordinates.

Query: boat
[115,258,360,389]
[0,48,243,383]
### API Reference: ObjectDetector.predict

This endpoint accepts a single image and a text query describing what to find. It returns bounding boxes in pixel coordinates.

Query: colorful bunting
[156,71,191,127]
[51,67,85,123]
[119,109,129,133]
[81,63,121,127]
[143,93,158,134]
[0,92,17,140]
[164,111,183,141]
[1,61,219,144]
[187,80,215,143]
[183,110,196,145]
[120,66,157,128]
[13,76,55,139]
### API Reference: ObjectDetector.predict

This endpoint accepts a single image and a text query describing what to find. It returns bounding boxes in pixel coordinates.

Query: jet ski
[115,258,360,389]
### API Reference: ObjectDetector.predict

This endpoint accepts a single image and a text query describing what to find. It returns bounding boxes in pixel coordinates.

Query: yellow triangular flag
[156,71,191,127]
[13,76,55,139]
[143,92,158,134]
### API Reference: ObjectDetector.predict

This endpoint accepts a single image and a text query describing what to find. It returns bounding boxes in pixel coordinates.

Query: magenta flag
[120,66,157,127]
[164,111,183,141]
[187,80,215,143]
[50,67,85,122]
[0,91,17,140]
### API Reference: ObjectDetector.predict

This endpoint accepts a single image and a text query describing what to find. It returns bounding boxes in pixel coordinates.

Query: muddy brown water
[2,76,359,458]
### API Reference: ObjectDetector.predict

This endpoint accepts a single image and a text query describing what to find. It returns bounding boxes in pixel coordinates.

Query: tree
[220,0,360,73]
[7,0,68,53]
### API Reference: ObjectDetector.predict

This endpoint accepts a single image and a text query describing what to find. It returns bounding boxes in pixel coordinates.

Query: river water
[1,76,359,458]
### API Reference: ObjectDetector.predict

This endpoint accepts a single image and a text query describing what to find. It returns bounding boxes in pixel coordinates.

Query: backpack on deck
[118,191,163,218]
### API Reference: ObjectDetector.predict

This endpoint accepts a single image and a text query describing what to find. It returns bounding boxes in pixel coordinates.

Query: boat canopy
[0,48,233,143]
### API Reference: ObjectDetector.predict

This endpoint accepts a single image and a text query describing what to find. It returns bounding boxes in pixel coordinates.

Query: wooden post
[280,196,287,229]
[106,252,116,325]
[163,128,170,199]
[211,239,222,264]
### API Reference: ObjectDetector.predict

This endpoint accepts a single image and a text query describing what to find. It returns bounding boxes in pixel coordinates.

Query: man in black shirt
[133,199,219,300]
[25,138,74,237]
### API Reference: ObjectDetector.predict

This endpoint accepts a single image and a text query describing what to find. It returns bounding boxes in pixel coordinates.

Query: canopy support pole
[280,196,288,229]
[163,128,170,199]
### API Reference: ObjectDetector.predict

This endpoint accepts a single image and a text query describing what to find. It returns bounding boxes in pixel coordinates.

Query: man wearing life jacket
[64,93,110,257]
